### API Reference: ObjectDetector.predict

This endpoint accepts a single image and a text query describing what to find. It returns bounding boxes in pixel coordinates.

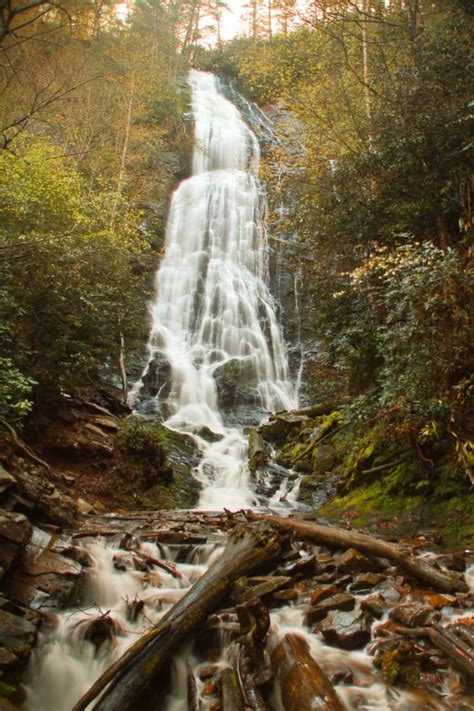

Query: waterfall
[133,70,295,428]
[131,69,296,508]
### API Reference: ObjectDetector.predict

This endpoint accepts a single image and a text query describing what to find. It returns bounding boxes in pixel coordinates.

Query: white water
[131,69,296,509]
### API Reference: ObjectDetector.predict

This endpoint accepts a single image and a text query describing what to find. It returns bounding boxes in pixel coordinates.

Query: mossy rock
[312,444,337,475]
[375,641,421,687]
[276,440,312,472]
[115,417,202,509]
[258,415,312,444]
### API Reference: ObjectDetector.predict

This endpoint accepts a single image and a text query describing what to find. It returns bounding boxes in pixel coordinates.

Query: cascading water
[131,69,296,509]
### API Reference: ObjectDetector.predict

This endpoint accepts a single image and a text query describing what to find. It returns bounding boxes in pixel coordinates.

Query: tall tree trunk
[110,76,135,228]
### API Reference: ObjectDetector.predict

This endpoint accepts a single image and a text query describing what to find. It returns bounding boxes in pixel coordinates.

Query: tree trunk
[271,633,345,711]
[74,522,282,711]
[246,513,468,594]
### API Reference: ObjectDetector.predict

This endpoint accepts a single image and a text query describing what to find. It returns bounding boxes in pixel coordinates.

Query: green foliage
[117,417,173,486]
[223,2,473,446]
[0,138,151,407]
[0,358,35,422]
[118,416,169,463]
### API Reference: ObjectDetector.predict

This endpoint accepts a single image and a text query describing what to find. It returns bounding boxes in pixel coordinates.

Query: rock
[310,584,340,606]
[7,467,78,528]
[195,426,222,443]
[319,609,372,650]
[0,466,16,495]
[306,592,355,625]
[424,593,456,609]
[5,528,84,609]
[311,444,337,474]
[140,351,172,400]
[350,573,384,592]
[0,603,39,699]
[361,594,386,619]
[0,511,32,581]
[279,554,317,578]
[248,430,266,472]
[213,358,257,409]
[258,415,310,444]
[338,548,377,575]
[89,415,118,431]
[273,589,298,602]
[389,604,438,628]
[79,615,124,651]
[77,498,95,514]
[436,553,466,573]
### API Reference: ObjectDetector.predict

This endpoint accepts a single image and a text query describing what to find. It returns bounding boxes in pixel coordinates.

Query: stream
[24,71,473,710]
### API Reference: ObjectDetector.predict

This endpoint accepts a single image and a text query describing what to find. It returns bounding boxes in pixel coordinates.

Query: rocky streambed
[1,505,473,710]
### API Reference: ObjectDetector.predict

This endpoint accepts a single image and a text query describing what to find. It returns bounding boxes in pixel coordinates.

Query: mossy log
[73,522,282,711]
[284,398,350,418]
[246,513,468,594]
[271,633,345,711]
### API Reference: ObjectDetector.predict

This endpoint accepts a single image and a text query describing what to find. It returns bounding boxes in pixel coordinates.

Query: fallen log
[283,398,351,418]
[271,633,345,711]
[73,522,282,711]
[245,513,468,594]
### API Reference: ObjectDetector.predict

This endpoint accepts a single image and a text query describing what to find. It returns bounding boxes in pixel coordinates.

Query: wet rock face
[0,511,32,582]
[213,358,259,409]
[140,351,172,400]
[0,597,40,706]
[5,527,84,610]
[0,461,78,529]
[318,609,372,650]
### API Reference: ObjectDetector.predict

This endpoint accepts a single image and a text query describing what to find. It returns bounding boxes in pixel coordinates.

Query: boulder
[258,415,310,444]
[318,609,372,650]
[311,444,337,474]
[213,358,257,409]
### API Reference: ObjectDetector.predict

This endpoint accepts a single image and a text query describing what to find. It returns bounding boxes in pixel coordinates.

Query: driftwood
[134,550,182,579]
[393,622,474,681]
[271,633,345,711]
[245,513,468,594]
[74,522,282,711]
